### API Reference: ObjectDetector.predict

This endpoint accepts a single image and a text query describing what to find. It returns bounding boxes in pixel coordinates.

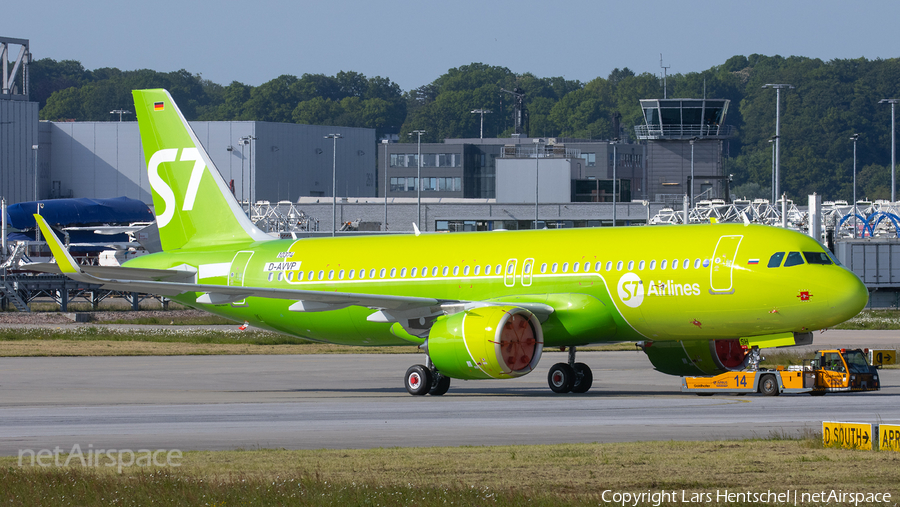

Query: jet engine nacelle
[639,338,749,376]
[426,306,543,380]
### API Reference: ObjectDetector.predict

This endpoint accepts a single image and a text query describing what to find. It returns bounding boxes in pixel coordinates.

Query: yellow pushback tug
[682,348,881,396]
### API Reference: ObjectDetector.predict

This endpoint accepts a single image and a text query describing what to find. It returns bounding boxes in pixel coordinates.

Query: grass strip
[1,437,898,506]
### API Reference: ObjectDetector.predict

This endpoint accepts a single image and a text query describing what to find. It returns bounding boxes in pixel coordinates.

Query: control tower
[634,98,734,205]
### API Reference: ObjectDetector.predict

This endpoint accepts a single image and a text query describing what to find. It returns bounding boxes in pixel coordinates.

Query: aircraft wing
[20,262,197,283]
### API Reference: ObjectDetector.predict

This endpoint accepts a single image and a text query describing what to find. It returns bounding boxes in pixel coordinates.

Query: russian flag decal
[154,102,164,111]
[748,259,759,265]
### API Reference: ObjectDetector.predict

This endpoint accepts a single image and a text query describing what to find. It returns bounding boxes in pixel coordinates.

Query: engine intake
[426,306,543,380]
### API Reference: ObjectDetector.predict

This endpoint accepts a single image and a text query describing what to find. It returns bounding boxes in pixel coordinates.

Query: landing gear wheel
[429,373,451,396]
[405,365,432,396]
[548,363,575,393]
[570,362,593,393]
[759,374,780,396]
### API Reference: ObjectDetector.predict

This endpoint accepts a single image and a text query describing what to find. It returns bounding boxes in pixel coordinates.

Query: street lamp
[689,137,699,208]
[609,138,619,227]
[409,130,426,230]
[382,139,389,231]
[325,134,343,236]
[850,133,860,238]
[109,109,131,121]
[533,138,544,229]
[879,99,899,202]
[470,109,492,140]
[762,84,794,201]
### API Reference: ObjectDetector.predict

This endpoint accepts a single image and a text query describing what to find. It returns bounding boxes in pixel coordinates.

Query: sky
[13,0,900,92]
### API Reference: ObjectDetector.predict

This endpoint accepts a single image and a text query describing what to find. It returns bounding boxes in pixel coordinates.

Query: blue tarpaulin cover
[5,197,153,229]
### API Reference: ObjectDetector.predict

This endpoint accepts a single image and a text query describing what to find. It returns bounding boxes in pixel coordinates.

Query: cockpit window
[826,250,842,266]
[783,252,805,267]
[767,252,785,268]
[803,251,833,265]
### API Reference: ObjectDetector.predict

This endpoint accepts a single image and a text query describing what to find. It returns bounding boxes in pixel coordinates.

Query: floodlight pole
[533,138,543,229]
[762,84,793,201]
[382,139,389,231]
[610,139,619,227]
[851,133,860,238]
[325,134,343,236]
[409,130,426,230]
[880,99,899,202]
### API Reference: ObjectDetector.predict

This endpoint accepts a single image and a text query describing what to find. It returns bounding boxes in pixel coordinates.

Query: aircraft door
[521,258,534,287]
[709,235,742,294]
[228,251,254,306]
[504,258,518,287]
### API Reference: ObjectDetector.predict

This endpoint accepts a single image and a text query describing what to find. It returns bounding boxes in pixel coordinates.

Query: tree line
[30,55,900,202]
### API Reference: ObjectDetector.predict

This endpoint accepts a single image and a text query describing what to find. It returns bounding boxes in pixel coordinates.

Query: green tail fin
[132,89,270,251]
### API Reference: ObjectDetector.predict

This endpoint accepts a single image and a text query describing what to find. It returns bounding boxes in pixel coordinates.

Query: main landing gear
[547,346,593,394]
[404,358,451,396]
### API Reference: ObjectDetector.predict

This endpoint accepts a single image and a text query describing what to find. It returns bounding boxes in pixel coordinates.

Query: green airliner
[34,89,869,396]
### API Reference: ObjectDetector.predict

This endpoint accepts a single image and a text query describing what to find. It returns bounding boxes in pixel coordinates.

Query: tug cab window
[803,251,833,265]
[783,251,805,267]
[767,252,785,268]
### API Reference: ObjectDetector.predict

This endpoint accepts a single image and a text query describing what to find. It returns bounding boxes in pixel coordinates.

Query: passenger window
[453,266,460,276]
[319,270,325,280]
[616,261,623,271]
[348,269,354,279]
[379,268,386,278]
[584,262,590,272]
[421,267,427,277]
[308,271,314,280]
[694,259,701,269]
[338,269,344,279]
[474,265,481,275]
[432,267,439,276]
[297,271,305,281]
[400,267,407,277]
[639,260,645,270]
[442,266,449,276]
[358,270,365,279]
[369,269,376,278]
[507,263,515,275]
[463,266,470,276]
[485,265,491,275]
[605,261,612,271]
[496,264,502,274]
[551,263,558,273]
[660,260,667,270]
[627,260,634,270]
[267,273,274,282]
[596,261,603,271]
[573,262,580,273]
[410,267,417,277]
[671,259,679,270]
[768,252,785,267]
[328,270,334,280]
[803,251,833,265]
[784,252,805,267]
[683,259,689,269]
[541,263,547,273]
[649,260,656,270]
[523,264,531,274]
[562,262,569,272]
[277,272,283,281]
[390,268,397,277]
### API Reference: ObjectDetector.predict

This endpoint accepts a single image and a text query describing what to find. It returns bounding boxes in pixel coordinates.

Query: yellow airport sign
[822,421,874,450]
[880,424,900,452]
[868,349,896,367]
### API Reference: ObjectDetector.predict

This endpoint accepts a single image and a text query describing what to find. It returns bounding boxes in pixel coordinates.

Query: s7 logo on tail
[148,147,205,228]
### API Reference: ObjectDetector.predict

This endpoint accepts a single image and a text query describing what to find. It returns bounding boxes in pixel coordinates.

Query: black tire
[809,390,827,396]
[429,373,451,396]
[405,365,432,396]
[570,362,593,393]
[547,363,575,393]
[759,374,779,396]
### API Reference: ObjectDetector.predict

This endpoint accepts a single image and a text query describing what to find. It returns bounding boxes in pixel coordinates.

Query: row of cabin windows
[767,251,834,268]
[265,257,713,282]
[538,258,710,274]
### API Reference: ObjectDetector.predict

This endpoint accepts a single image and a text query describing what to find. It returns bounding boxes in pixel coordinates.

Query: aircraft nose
[831,268,868,322]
